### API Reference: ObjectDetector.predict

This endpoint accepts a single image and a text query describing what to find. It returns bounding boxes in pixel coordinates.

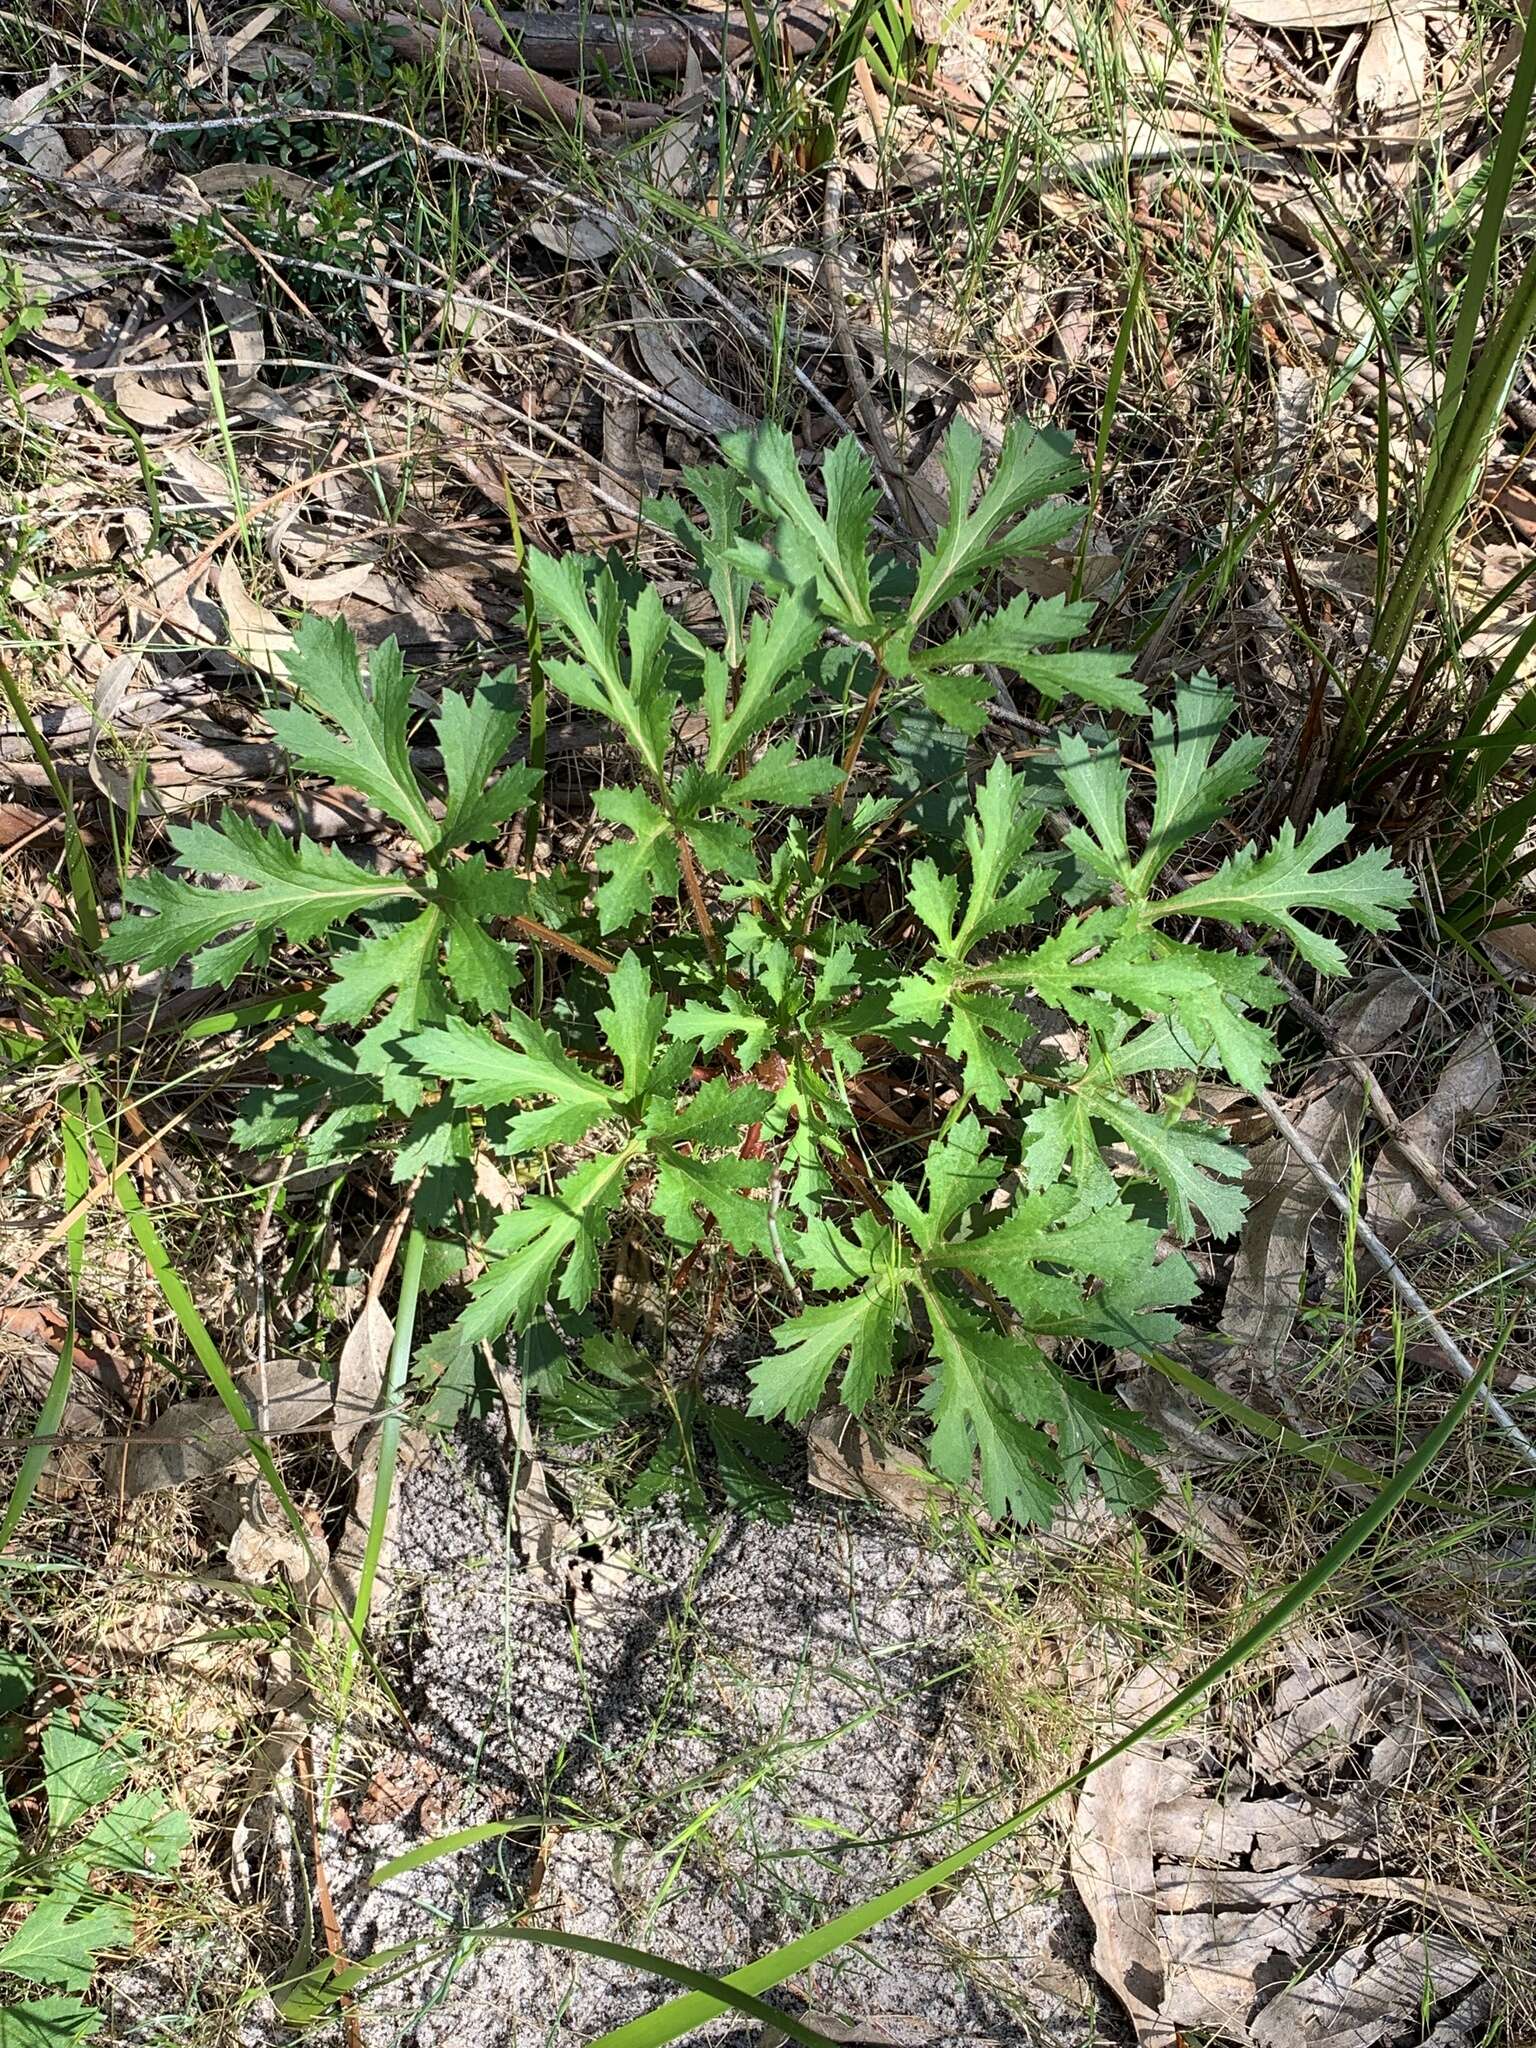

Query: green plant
[102,419,1412,1527]
[0,1656,192,2040]
[1312,19,1536,925]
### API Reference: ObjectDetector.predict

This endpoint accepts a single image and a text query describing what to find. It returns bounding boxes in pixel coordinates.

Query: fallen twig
[399,0,823,74]
[1258,1086,1536,1472]
[294,1735,365,2048]
[315,0,607,139]
[1255,946,1518,1258]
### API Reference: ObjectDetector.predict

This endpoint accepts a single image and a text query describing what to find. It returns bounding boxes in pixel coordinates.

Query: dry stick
[1238,941,1516,1258]
[215,212,321,326]
[395,0,823,73]
[55,111,858,438]
[293,1736,366,2048]
[1258,1086,1536,1471]
[316,0,605,139]
[510,912,615,976]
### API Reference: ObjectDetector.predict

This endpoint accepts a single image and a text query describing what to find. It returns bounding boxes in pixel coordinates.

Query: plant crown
[104,421,1413,1525]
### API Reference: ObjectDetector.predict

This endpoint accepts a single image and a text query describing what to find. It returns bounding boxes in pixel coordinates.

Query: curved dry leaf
[1357,10,1428,173]
[1366,1026,1502,1247]
[333,1296,392,1463]
[123,1398,243,1498]
[806,1411,934,1517]
[0,801,48,847]
[525,213,621,263]
[1221,970,1425,1374]
[113,374,200,429]
[1487,912,1536,985]
[629,298,751,434]
[121,1361,333,1497]
[244,1360,337,1436]
[268,508,377,604]
[1251,1932,1480,2048]
[0,69,71,177]
[1071,1662,1186,2044]
[211,285,266,389]
[217,555,293,678]
[1228,0,1427,25]
[188,161,316,204]
[162,442,236,513]
[89,649,167,818]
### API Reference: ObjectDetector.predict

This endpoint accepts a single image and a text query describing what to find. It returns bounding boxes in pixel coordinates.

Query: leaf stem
[812,650,889,879]
[675,830,723,962]
[509,912,614,976]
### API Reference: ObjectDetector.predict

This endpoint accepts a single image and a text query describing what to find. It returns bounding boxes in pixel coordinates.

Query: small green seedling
[0,1657,192,2041]
[104,419,1413,1525]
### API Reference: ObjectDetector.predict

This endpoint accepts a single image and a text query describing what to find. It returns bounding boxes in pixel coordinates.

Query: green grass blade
[340,1227,426,1704]
[1071,256,1141,605]
[90,1094,327,1579]
[465,1927,848,2048]
[369,1821,531,1886]
[591,1349,1496,2047]
[177,988,319,1042]
[1143,1347,1462,1510]
[1366,243,1536,701]
[1324,157,1493,409]
[1434,20,1536,439]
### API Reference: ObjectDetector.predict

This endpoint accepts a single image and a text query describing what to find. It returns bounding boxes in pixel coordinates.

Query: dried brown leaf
[333,1296,393,1463]
[806,1412,933,1518]
[1357,10,1429,165]
[1251,1932,1481,2048]
[1159,1898,1333,2034]
[211,284,266,388]
[629,301,751,435]
[121,1361,333,1497]
[88,650,168,818]
[0,70,71,177]
[217,555,294,678]
[1221,970,1425,1375]
[114,374,200,429]
[1228,0,1426,25]
[1071,1662,1185,2044]
[1366,1026,1501,1247]
[0,801,48,847]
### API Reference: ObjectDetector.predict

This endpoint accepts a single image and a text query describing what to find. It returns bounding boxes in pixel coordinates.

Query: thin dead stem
[1259,1086,1536,1471]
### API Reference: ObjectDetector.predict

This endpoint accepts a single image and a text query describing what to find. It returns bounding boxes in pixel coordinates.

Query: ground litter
[322,1416,1102,2046]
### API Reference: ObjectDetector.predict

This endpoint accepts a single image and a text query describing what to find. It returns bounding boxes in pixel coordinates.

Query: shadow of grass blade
[589,1346,1501,2047]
